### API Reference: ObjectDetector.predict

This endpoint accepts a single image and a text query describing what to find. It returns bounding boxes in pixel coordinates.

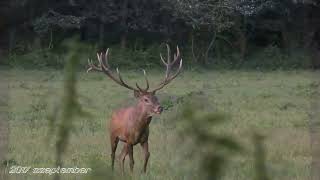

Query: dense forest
[1,0,320,69]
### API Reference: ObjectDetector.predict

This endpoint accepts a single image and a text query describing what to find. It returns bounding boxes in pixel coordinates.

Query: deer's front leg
[141,141,150,173]
[119,144,128,174]
[128,144,134,172]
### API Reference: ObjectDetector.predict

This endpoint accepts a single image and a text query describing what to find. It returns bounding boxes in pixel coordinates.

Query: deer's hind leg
[110,135,119,171]
[128,144,134,173]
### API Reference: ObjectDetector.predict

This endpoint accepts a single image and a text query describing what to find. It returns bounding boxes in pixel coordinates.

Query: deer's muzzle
[154,106,163,114]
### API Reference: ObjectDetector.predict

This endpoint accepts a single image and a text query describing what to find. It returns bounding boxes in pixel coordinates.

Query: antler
[87,49,149,92]
[150,44,183,92]
[135,69,150,92]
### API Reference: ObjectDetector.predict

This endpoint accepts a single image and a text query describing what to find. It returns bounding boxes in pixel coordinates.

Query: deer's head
[134,91,162,115]
[87,44,182,116]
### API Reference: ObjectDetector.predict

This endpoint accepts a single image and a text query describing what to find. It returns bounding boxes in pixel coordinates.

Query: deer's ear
[134,90,141,98]
[151,91,156,95]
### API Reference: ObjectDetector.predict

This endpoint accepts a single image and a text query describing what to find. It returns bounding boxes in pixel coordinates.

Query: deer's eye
[144,99,149,103]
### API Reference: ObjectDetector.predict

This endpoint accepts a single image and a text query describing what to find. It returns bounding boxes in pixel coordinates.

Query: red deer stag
[87,44,182,173]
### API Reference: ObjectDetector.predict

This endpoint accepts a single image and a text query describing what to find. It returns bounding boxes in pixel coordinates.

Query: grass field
[3,69,319,180]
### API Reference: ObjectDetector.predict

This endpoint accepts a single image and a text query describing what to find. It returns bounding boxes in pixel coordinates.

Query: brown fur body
[110,106,151,145]
[109,92,161,173]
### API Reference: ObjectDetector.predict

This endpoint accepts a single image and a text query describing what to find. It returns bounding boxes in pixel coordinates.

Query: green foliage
[6,41,172,70]
[240,45,311,69]
[160,97,175,110]
[33,11,84,35]
[7,49,64,69]
[102,44,163,69]
[253,133,270,180]
[172,0,235,31]
[6,40,98,69]
[172,92,243,179]
[47,39,89,180]
[1,0,320,71]
[6,42,312,70]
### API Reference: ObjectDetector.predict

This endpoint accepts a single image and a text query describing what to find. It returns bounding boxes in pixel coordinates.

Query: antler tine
[160,53,169,79]
[165,58,182,84]
[152,58,183,92]
[98,52,108,70]
[151,45,183,92]
[87,48,138,91]
[142,69,150,91]
[87,55,103,73]
[115,68,139,91]
[87,59,94,73]
[159,43,172,66]
[174,46,180,63]
[160,53,167,65]
[104,48,110,67]
[165,44,172,78]
[166,44,171,65]
[135,69,150,92]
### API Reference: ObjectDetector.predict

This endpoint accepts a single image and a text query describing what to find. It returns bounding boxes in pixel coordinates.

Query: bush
[8,49,64,69]
[4,41,312,70]
[238,45,311,70]
[103,44,162,69]
[6,42,167,70]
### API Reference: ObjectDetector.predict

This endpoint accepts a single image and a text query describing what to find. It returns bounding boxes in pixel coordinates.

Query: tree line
[0,0,320,68]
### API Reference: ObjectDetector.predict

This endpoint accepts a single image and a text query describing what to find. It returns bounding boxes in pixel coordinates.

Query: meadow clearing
[3,68,319,180]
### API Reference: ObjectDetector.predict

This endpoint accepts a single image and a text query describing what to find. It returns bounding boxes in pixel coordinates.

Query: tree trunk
[99,23,104,47]
[238,30,247,60]
[303,5,314,50]
[311,48,320,69]
[216,39,222,60]
[120,0,129,49]
[33,36,41,50]
[281,26,290,50]
[204,32,217,65]
[280,7,293,53]
[8,27,16,54]
[120,32,127,49]
[48,29,53,49]
[190,31,198,63]
[234,14,247,62]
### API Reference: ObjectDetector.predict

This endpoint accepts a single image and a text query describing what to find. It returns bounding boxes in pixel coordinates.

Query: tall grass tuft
[174,93,243,179]
[47,39,88,180]
[253,133,270,180]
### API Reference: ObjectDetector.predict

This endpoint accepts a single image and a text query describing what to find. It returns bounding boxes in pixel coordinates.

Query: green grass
[4,69,318,179]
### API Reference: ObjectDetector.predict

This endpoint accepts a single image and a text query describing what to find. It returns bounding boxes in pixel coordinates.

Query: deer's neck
[133,102,152,125]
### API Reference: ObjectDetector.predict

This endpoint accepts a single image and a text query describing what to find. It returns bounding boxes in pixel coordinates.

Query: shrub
[8,49,64,69]
[5,41,312,70]
[239,45,311,70]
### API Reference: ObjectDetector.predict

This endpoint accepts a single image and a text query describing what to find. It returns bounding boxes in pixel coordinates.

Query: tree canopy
[0,0,319,68]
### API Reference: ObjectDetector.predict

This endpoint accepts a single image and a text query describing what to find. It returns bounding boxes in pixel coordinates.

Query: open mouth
[154,110,162,114]
[153,106,163,114]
